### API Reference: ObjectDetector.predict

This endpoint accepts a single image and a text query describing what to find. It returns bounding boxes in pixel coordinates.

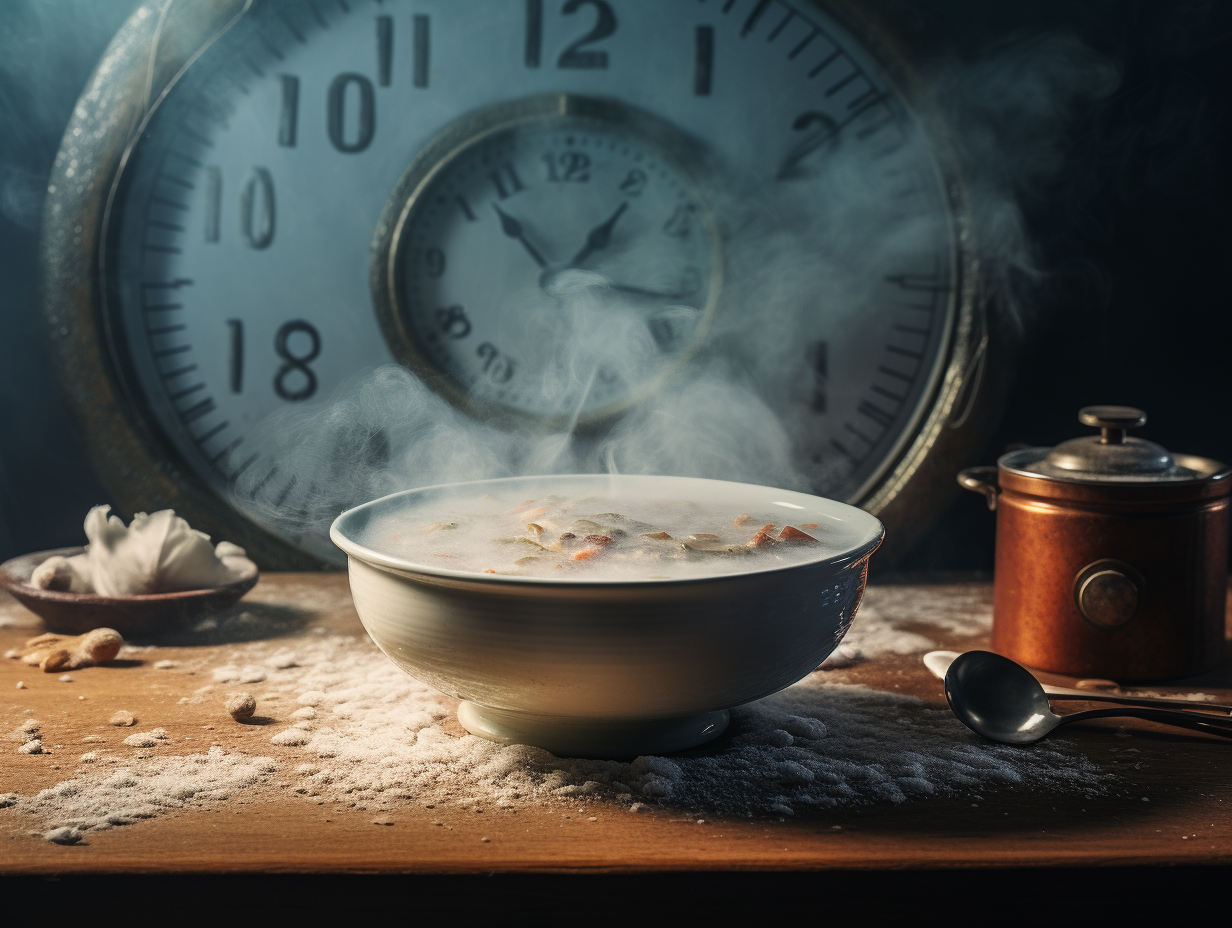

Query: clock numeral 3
[274,320,321,401]
[477,342,516,383]
[525,0,616,70]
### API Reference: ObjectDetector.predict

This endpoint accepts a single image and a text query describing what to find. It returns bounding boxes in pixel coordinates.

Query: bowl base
[457,702,730,758]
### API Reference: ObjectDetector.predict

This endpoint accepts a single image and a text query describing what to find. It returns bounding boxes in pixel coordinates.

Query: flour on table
[2,585,1113,837]
[819,584,992,668]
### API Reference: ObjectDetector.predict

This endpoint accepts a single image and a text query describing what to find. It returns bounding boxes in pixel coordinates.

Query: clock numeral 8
[274,320,321,401]
[477,342,516,383]
[435,305,472,339]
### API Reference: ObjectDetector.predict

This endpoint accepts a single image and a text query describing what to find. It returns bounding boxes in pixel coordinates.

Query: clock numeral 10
[204,166,276,248]
[525,0,616,69]
[276,16,431,151]
[226,319,322,402]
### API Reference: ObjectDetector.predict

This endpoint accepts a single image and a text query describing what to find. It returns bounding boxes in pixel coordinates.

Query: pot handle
[957,466,1000,511]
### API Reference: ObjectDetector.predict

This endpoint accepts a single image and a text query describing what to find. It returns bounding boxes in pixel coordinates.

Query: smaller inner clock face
[394,115,718,421]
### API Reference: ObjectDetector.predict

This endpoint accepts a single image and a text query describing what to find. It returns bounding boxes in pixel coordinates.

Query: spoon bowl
[945,650,1232,744]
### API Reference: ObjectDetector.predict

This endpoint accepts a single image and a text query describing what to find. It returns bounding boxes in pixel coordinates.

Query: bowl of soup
[330,474,883,757]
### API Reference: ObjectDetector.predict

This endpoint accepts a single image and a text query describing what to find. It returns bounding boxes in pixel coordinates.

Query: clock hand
[606,281,696,301]
[492,202,547,268]
[567,201,629,268]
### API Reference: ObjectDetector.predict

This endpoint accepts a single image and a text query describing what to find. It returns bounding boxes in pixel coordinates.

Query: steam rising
[232,35,1119,556]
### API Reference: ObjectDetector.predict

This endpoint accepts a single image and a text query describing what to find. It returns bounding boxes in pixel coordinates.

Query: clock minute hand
[607,281,694,301]
[567,201,629,269]
[492,202,547,268]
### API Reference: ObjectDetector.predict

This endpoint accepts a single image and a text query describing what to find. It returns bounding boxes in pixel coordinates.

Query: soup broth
[359,490,850,581]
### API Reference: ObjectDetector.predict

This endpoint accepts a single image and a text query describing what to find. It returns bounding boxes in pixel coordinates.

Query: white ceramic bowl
[330,474,883,757]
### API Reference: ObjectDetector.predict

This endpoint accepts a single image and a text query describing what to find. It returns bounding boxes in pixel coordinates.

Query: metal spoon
[943,650,1232,745]
[925,650,1232,714]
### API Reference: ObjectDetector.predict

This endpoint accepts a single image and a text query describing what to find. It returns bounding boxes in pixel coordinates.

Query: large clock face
[93,0,962,563]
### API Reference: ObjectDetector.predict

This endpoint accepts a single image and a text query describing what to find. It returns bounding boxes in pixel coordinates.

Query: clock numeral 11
[490,163,525,200]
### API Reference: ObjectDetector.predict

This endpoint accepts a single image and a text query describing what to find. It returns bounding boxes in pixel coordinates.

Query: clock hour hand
[567,201,628,269]
[606,281,695,301]
[492,202,547,268]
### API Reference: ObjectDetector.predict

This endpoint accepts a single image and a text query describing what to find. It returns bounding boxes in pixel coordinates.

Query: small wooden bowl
[0,547,259,637]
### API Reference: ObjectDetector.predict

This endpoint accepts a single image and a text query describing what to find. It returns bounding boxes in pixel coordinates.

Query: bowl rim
[0,546,260,605]
[329,474,885,588]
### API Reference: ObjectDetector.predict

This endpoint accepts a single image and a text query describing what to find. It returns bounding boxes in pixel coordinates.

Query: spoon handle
[1045,689,1232,714]
[1060,705,1232,739]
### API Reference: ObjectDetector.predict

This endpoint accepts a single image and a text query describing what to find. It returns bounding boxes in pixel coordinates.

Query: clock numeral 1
[694,26,713,96]
[490,163,525,200]
[227,319,244,393]
[810,340,828,413]
[278,74,299,146]
[413,14,430,88]
[328,73,375,153]
[204,166,221,242]
[376,17,393,86]
[525,0,543,67]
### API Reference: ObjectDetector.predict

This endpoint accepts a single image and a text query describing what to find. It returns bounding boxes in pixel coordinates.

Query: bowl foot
[457,702,730,758]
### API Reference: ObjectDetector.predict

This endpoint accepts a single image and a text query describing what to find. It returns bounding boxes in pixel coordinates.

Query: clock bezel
[38,0,1012,570]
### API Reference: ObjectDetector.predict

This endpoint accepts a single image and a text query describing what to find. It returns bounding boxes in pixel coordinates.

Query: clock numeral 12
[525,0,616,70]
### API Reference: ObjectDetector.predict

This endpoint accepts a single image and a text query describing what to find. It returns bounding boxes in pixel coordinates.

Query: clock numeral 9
[525,0,616,70]
[424,247,446,277]
[477,342,516,383]
[543,151,590,182]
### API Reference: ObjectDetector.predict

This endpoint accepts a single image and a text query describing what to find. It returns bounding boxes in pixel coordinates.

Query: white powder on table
[1,586,1110,837]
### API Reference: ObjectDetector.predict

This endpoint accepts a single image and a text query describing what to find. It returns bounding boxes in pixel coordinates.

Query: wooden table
[3,574,1230,914]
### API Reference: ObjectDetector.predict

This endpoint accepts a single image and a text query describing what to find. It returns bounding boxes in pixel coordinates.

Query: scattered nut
[109,710,137,727]
[19,628,123,673]
[226,693,257,722]
[15,681,26,689]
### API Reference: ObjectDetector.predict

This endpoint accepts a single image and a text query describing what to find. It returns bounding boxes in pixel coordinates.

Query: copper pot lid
[999,406,1226,484]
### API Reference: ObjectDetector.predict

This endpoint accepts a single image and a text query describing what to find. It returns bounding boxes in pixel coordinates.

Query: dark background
[1,0,1229,568]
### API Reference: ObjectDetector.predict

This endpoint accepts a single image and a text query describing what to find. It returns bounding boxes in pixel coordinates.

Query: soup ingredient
[18,628,123,673]
[227,693,257,722]
[29,505,256,596]
[369,492,828,580]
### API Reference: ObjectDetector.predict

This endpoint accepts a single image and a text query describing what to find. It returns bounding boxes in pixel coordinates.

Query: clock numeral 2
[525,0,616,70]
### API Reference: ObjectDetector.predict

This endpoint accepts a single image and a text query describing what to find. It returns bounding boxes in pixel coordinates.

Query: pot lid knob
[1044,405,1176,477]
[1078,405,1147,445]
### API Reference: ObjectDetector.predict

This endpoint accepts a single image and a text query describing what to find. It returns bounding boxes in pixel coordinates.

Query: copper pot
[959,406,1230,681]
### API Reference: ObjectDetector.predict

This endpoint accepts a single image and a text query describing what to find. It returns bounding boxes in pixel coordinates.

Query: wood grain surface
[3,573,1231,879]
